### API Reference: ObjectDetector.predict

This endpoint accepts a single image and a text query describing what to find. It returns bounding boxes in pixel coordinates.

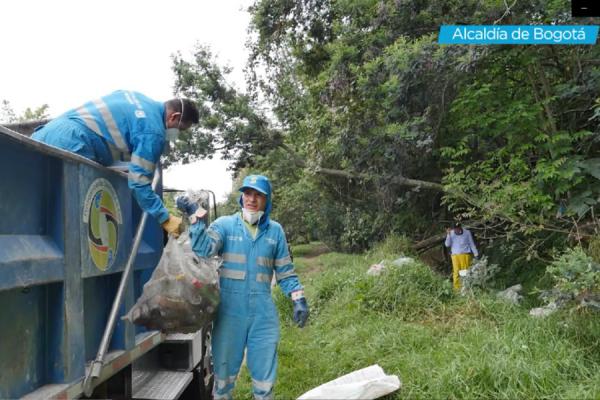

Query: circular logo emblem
[83,179,122,271]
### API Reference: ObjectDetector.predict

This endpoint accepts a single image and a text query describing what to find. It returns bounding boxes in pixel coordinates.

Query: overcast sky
[0,0,253,201]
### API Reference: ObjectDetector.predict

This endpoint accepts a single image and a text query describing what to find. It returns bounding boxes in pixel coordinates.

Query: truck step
[132,369,193,400]
[159,330,205,371]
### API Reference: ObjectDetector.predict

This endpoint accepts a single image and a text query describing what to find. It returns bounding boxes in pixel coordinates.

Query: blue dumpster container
[0,125,164,398]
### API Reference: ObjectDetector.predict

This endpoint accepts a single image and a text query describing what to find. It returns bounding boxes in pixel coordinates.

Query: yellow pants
[451,253,473,290]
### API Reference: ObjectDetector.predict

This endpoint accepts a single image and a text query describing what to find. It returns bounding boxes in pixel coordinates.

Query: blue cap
[239,175,271,197]
[238,175,273,228]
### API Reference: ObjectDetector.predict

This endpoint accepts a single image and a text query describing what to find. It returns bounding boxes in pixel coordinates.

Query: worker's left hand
[292,295,309,328]
[161,214,183,238]
[176,196,207,224]
[176,196,198,215]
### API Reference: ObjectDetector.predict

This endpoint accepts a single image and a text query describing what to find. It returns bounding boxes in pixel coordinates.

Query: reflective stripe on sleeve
[275,255,292,267]
[131,154,155,171]
[128,171,151,185]
[276,269,297,281]
[220,269,246,280]
[257,257,274,268]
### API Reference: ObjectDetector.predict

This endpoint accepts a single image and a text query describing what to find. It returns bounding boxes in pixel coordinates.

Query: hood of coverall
[238,174,272,229]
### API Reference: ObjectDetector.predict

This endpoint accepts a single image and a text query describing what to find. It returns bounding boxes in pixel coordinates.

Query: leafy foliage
[442,44,600,235]
[546,246,600,304]
[166,46,282,169]
[169,0,600,259]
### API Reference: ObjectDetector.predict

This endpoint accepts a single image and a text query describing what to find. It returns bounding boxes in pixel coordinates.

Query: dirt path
[295,243,331,276]
[302,243,331,259]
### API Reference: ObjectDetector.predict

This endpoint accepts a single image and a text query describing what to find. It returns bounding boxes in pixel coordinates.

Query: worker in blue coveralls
[176,174,309,400]
[31,90,199,237]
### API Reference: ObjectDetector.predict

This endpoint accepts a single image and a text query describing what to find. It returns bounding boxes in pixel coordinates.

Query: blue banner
[439,25,598,45]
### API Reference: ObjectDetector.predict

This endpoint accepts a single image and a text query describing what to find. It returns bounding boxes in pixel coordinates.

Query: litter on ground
[298,364,401,400]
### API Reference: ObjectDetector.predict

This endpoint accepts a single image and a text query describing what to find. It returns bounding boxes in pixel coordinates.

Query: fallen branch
[279,143,444,192]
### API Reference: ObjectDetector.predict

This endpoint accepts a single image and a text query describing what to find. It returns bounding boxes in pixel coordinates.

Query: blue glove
[293,298,309,328]
[176,196,198,216]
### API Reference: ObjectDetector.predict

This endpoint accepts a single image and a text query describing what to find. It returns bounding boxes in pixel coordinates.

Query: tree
[441,43,600,255]
[170,0,595,253]
[1,100,49,124]
[0,100,17,123]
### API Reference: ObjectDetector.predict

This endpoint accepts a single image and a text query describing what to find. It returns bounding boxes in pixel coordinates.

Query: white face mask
[165,98,184,142]
[165,128,180,142]
[242,208,264,225]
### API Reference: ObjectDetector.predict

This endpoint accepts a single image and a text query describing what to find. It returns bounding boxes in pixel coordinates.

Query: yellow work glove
[161,214,183,238]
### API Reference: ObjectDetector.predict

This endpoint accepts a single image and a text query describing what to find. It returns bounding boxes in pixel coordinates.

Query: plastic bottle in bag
[123,230,221,333]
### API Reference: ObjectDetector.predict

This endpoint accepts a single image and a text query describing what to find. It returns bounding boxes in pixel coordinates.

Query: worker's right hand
[161,214,183,238]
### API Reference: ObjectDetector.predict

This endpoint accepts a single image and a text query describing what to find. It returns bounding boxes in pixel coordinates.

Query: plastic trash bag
[123,230,220,333]
[367,261,386,276]
[298,364,401,400]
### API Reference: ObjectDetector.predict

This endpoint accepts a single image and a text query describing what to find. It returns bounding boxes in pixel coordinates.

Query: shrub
[460,256,500,294]
[353,260,453,320]
[367,234,415,260]
[546,246,600,306]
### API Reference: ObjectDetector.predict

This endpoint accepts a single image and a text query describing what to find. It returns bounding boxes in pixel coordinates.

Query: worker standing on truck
[177,174,309,399]
[31,90,199,237]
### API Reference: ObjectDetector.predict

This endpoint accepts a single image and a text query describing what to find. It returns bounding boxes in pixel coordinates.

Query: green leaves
[168,0,600,254]
[579,158,600,181]
[546,247,600,302]
[441,41,600,245]
[0,100,49,124]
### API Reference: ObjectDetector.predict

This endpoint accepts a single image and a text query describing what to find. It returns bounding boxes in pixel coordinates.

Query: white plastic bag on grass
[123,230,221,333]
[367,261,386,276]
[298,364,401,400]
[392,256,414,267]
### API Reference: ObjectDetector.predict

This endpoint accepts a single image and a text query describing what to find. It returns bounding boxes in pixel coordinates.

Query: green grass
[231,240,600,399]
[290,241,331,258]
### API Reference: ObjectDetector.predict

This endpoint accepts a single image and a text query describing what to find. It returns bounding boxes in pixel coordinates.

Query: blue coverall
[31,90,169,223]
[189,192,303,399]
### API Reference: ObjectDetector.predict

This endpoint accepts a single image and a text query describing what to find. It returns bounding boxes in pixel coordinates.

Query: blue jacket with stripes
[62,90,169,223]
[189,213,303,297]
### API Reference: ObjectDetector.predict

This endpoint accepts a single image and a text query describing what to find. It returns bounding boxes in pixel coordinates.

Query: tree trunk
[279,143,444,191]
[414,233,447,251]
